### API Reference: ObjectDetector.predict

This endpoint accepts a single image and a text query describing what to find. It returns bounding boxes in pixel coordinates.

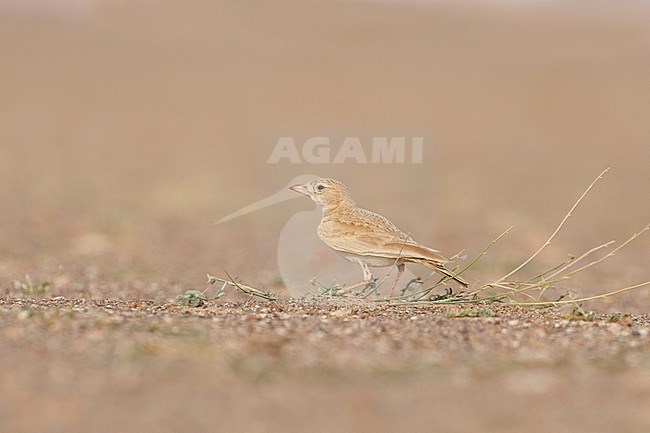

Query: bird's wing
[385,242,449,264]
[324,232,448,263]
[319,208,448,263]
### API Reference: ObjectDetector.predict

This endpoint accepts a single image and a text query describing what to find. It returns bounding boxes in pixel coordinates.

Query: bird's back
[319,204,406,243]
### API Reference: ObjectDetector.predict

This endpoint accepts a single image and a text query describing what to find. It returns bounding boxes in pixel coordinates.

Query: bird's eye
[317,185,325,191]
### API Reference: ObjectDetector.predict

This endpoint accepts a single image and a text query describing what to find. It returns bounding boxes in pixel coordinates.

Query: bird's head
[290,178,355,208]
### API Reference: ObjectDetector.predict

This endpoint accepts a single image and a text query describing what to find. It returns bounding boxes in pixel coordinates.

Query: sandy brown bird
[290,178,468,295]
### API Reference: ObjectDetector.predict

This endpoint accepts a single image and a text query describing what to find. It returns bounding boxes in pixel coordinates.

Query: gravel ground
[1,297,649,433]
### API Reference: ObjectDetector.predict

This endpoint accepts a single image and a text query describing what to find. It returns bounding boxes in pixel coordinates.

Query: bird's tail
[412,259,469,287]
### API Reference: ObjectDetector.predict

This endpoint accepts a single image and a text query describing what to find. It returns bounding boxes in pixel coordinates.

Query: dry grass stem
[495,167,609,284]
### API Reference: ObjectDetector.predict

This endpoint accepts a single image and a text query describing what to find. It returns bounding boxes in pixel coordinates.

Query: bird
[290,178,468,296]
[215,174,391,296]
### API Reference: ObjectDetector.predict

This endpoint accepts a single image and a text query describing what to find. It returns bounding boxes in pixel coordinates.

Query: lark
[290,178,468,295]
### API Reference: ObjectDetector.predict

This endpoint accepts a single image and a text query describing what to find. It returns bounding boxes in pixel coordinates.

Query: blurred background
[0,0,648,309]
[2,2,650,433]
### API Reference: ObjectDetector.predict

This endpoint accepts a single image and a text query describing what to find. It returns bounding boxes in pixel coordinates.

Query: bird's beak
[290,183,310,196]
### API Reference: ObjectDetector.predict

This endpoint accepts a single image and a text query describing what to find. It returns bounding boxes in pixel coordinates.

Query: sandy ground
[0,1,649,432]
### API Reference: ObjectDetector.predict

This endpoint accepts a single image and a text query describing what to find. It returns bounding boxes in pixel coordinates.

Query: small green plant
[13,267,62,296]
[446,308,495,318]
[607,313,630,323]
[15,275,50,296]
[567,306,596,321]
[309,278,352,297]
[175,290,208,307]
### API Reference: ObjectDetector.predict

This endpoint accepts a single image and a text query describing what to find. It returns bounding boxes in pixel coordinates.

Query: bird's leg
[387,263,405,298]
[340,263,376,295]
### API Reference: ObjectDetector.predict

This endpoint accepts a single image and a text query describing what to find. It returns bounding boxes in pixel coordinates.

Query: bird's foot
[429,286,455,301]
[355,278,379,297]
[339,278,378,296]
[363,278,378,291]
[400,277,423,296]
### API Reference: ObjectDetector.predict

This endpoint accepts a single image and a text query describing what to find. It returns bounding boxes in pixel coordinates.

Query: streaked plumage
[290,178,468,295]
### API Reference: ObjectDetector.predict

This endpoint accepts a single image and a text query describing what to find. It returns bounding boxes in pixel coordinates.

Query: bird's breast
[317,218,351,243]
